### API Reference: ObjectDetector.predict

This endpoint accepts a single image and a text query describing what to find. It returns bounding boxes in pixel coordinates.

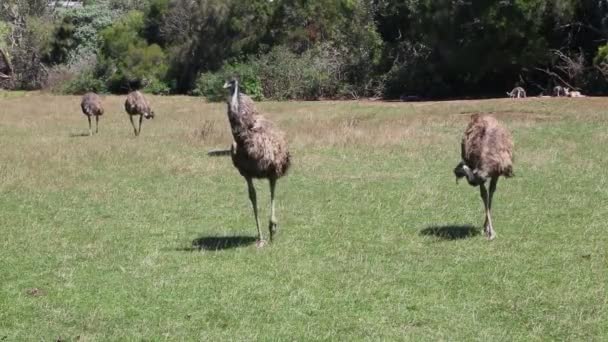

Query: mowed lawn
[0,92,607,340]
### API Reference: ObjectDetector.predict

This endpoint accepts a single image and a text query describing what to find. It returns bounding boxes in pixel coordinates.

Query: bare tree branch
[596,63,608,78]
[534,67,577,90]
[551,49,585,81]
[559,23,608,40]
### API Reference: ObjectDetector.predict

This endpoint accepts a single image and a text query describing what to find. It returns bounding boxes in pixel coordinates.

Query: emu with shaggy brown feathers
[221,78,291,247]
[80,92,104,136]
[124,90,154,136]
[454,114,513,240]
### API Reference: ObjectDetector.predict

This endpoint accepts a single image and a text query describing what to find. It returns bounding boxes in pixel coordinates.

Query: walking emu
[454,114,513,240]
[80,92,104,136]
[124,91,154,136]
[221,78,291,247]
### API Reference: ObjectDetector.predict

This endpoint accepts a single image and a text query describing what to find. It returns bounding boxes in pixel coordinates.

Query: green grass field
[1,92,607,340]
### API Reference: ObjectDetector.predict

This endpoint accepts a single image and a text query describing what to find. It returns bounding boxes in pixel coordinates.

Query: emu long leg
[246,177,264,246]
[488,176,498,210]
[138,114,143,136]
[487,176,499,239]
[87,115,92,136]
[129,115,137,136]
[95,115,99,134]
[480,182,496,240]
[269,177,278,241]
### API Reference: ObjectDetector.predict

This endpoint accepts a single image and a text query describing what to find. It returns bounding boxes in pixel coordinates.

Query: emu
[221,78,291,247]
[80,92,104,136]
[124,91,154,136]
[506,87,526,99]
[454,114,514,240]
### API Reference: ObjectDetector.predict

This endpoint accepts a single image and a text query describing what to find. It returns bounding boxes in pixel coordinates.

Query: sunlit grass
[0,93,606,340]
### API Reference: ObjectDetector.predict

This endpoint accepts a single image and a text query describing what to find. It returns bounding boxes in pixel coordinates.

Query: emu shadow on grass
[190,236,257,251]
[420,225,480,240]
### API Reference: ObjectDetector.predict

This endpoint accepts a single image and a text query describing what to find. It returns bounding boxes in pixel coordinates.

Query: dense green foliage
[98,11,167,92]
[49,2,118,65]
[2,0,608,98]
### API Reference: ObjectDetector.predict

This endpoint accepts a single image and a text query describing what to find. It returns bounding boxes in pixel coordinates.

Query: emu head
[223,78,238,91]
[454,161,468,183]
[454,161,485,186]
[144,110,155,120]
[223,78,239,114]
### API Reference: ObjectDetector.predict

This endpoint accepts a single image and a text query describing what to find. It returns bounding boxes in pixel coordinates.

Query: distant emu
[220,78,291,247]
[124,90,154,136]
[553,86,570,97]
[454,114,514,240]
[506,87,526,99]
[80,92,104,136]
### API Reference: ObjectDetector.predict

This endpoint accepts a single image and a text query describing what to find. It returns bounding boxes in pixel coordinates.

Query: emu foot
[484,226,496,240]
[255,239,268,248]
[269,221,278,241]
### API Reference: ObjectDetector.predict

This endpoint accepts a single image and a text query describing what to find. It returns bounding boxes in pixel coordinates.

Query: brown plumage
[124,90,155,136]
[80,92,104,136]
[454,114,514,240]
[223,79,291,247]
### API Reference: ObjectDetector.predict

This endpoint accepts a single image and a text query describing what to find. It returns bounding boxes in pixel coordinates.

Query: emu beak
[223,82,230,89]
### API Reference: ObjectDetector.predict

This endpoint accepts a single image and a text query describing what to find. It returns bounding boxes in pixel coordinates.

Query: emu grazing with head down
[80,92,104,136]
[454,114,514,240]
[219,78,291,247]
[124,90,155,136]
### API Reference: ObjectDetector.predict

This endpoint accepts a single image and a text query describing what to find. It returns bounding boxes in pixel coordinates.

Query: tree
[143,0,169,46]
[49,1,118,65]
[375,0,581,97]
[0,0,53,89]
[99,10,168,92]
[162,0,276,92]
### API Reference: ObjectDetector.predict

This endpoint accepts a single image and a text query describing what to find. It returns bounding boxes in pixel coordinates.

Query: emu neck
[464,165,486,186]
[230,88,239,115]
[227,91,253,140]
